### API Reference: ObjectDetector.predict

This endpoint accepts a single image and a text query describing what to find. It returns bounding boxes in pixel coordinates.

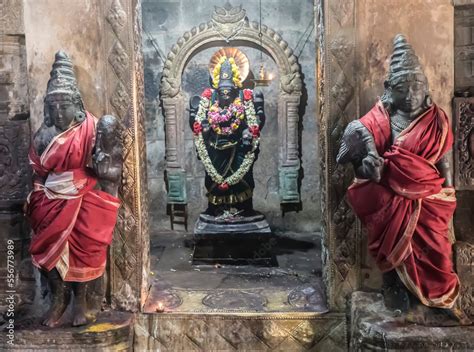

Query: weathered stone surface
[455,241,474,318]
[319,0,361,312]
[0,35,29,121]
[454,191,474,243]
[0,0,33,328]
[350,291,474,351]
[356,0,454,116]
[23,0,107,133]
[1,311,134,351]
[134,312,346,351]
[0,0,24,35]
[454,0,474,7]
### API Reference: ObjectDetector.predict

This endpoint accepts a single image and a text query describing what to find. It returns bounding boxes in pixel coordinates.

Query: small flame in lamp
[156,302,165,313]
[259,65,266,80]
[252,64,273,87]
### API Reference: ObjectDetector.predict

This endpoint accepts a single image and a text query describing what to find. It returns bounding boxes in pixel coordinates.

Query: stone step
[350,291,474,351]
[1,310,133,351]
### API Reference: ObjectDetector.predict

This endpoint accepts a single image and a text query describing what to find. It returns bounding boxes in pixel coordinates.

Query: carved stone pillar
[0,0,34,317]
[162,95,187,203]
[453,98,474,190]
[318,0,361,311]
[455,241,474,319]
[101,0,150,311]
[278,94,301,203]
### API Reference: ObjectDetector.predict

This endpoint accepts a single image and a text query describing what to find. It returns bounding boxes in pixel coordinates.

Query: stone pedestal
[350,291,474,351]
[193,213,274,265]
[2,311,134,351]
[194,213,272,235]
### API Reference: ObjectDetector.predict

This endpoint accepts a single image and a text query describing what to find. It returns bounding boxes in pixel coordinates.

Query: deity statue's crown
[45,51,82,100]
[212,56,242,89]
[219,59,234,86]
[387,34,426,84]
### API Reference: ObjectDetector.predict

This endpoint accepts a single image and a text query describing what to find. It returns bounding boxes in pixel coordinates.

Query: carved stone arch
[160,5,303,206]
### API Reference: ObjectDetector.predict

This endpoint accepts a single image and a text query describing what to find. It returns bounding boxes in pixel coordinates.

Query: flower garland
[207,98,245,135]
[193,88,260,190]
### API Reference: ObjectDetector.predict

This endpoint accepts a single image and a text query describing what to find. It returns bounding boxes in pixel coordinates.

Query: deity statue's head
[212,56,242,107]
[44,51,86,131]
[381,34,431,115]
[95,115,123,154]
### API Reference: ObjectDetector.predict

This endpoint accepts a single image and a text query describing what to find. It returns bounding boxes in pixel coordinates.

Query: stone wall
[142,0,319,233]
[23,0,107,133]
[453,5,474,245]
[356,0,454,116]
[0,0,34,321]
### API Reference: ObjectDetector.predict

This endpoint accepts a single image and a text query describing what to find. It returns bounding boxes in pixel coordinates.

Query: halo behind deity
[208,48,249,82]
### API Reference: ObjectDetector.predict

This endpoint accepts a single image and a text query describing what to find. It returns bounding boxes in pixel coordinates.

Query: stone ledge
[1,310,133,352]
[350,291,474,351]
[135,312,347,351]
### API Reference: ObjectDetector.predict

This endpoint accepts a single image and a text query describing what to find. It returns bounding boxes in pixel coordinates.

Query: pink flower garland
[207,99,245,136]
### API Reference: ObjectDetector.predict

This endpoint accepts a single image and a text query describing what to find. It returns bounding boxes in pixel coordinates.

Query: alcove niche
[141,1,326,314]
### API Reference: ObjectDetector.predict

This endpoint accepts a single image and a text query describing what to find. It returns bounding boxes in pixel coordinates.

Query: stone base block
[194,213,272,236]
[192,237,277,266]
[350,291,474,351]
[193,213,274,265]
[134,312,347,351]
[2,310,133,351]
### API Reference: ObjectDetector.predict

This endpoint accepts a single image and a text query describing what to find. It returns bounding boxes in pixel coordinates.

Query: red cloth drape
[347,102,459,308]
[27,112,120,282]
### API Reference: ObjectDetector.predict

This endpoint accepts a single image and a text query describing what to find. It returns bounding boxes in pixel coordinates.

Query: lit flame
[259,65,265,80]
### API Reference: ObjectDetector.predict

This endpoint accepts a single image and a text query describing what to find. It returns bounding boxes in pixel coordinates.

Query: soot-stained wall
[142,0,318,233]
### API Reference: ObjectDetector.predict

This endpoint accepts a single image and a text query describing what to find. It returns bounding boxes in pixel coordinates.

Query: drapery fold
[28,112,120,282]
[347,102,458,308]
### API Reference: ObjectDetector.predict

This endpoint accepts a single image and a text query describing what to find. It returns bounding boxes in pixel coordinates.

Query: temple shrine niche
[1,0,473,351]
[142,0,325,316]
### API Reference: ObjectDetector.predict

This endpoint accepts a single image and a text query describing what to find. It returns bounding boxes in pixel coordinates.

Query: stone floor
[350,291,474,351]
[144,231,327,314]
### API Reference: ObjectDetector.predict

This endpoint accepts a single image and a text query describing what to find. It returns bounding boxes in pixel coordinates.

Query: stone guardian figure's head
[44,51,86,131]
[381,34,432,115]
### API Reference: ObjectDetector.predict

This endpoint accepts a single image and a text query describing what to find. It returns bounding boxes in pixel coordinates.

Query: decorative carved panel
[159,4,303,205]
[453,98,474,190]
[455,241,474,317]
[134,313,347,352]
[0,120,30,202]
[454,5,474,92]
[318,0,361,311]
[101,0,149,311]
